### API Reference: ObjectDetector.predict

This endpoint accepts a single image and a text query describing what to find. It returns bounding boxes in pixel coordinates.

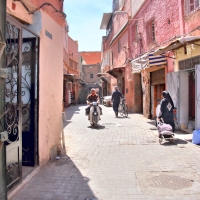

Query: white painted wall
[179,71,189,127]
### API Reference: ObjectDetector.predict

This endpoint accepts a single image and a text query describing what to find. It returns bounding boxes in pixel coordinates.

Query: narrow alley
[9,105,200,200]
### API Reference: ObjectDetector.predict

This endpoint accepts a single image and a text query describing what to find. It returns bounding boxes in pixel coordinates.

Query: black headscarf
[162,91,174,109]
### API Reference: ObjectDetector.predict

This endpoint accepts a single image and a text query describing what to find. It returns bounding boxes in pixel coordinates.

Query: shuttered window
[185,0,200,14]
[147,20,155,44]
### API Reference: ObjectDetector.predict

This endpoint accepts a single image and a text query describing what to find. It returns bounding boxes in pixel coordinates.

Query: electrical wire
[14,0,67,18]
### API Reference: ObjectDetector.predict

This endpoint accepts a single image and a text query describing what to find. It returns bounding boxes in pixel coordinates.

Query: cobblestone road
[10,105,200,200]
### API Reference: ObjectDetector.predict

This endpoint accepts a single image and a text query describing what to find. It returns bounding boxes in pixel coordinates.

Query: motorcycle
[88,102,100,128]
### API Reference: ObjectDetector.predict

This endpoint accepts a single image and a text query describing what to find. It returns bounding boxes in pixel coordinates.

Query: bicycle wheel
[120,104,124,116]
[124,105,128,118]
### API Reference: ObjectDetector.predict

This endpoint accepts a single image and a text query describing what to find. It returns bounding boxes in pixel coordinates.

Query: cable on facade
[13,0,67,18]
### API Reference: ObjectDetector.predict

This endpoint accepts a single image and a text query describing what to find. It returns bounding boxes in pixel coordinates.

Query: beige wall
[175,41,200,70]
[38,11,63,165]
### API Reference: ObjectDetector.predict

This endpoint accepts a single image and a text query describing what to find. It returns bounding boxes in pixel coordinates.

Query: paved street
[10,105,200,200]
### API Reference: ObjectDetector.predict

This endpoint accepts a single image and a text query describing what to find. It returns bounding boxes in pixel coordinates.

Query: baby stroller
[156,104,175,144]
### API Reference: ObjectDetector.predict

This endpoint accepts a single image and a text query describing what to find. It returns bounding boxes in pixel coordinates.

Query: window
[90,74,93,78]
[118,40,121,53]
[147,20,155,44]
[185,0,200,14]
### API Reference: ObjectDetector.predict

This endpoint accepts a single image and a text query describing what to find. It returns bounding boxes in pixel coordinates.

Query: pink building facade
[100,0,200,130]
[3,0,67,193]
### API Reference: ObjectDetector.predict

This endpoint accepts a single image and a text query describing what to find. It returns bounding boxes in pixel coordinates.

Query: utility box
[0,131,8,141]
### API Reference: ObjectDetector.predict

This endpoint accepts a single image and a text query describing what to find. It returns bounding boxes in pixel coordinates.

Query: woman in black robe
[158,91,175,132]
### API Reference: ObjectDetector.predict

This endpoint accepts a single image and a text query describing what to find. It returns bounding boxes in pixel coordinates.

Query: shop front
[131,52,166,118]
[167,56,200,130]
[154,36,200,130]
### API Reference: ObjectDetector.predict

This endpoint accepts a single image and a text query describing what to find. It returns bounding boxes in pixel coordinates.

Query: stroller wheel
[159,138,162,145]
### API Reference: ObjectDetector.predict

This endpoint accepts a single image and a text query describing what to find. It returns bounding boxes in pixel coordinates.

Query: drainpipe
[0,0,7,199]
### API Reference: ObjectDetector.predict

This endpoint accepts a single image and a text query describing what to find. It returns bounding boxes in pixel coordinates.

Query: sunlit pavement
[10,105,200,200]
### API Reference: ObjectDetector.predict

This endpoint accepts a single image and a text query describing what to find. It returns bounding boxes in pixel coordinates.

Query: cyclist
[111,86,122,117]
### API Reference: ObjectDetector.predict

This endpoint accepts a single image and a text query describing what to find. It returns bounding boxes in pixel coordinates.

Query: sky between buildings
[64,0,112,52]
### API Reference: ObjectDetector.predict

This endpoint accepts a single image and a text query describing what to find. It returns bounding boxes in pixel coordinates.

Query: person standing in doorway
[111,86,122,117]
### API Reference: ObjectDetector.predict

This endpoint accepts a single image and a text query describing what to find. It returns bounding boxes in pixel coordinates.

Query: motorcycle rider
[86,88,102,124]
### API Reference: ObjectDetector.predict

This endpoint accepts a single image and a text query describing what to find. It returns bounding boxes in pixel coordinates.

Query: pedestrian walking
[158,91,175,132]
[111,86,122,117]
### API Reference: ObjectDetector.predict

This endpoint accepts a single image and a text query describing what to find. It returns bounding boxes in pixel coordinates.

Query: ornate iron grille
[5,21,20,144]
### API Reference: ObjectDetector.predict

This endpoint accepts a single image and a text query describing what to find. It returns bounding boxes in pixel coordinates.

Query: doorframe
[5,14,40,191]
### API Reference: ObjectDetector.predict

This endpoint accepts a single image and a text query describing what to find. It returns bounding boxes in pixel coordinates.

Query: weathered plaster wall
[111,30,128,68]
[131,0,146,18]
[7,0,33,24]
[129,0,181,57]
[68,37,79,63]
[83,64,101,84]
[38,11,63,165]
[125,64,142,113]
[31,0,65,26]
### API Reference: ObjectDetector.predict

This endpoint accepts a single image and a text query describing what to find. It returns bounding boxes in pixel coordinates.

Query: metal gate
[5,16,38,191]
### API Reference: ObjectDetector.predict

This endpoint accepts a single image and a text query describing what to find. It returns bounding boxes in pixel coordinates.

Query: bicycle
[119,97,128,118]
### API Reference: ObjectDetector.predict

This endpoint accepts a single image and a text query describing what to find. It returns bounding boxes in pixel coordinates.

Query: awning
[131,52,166,73]
[63,72,75,82]
[97,73,107,77]
[100,76,110,83]
[131,53,149,73]
[100,13,112,30]
[153,36,200,56]
[106,66,125,78]
[110,20,128,46]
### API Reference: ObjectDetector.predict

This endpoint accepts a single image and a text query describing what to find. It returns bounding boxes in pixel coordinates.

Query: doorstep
[8,166,40,200]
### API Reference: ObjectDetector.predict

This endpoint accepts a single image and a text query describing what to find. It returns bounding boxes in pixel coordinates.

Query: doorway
[188,71,195,127]
[5,16,39,191]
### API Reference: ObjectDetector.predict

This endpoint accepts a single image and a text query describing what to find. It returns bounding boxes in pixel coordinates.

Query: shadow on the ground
[11,154,97,200]
[147,120,157,127]
[87,124,106,130]
[64,104,83,121]
[160,138,188,146]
